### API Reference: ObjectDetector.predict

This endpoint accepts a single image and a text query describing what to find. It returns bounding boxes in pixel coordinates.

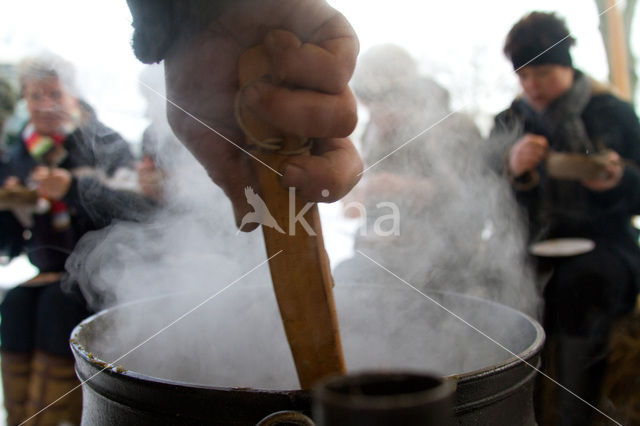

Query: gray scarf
[538,71,596,154]
[521,71,595,233]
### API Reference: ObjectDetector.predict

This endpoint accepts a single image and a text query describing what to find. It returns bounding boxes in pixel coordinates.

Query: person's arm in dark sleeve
[99,132,135,176]
[63,175,158,228]
[65,125,158,227]
[488,110,541,215]
[489,111,538,188]
[617,101,640,214]
[587,100,640,214]
[488,110,519,174]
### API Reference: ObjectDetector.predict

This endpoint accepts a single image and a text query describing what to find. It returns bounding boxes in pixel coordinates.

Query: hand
[163,0,361,229]
[508,134,549,177]
[137,156,165,200]
[3,176,20,189]
[31,167,72,201]
[582,150,624,191]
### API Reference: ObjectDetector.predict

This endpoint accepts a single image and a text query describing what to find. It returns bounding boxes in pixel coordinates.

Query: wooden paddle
[236,45,346,389]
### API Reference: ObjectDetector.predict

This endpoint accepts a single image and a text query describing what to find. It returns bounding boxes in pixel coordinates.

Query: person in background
[0,53,157,426]
[126,0,362,228]
[490,12,640,425]
[136,137,166,201]
[334,44,482,285]
[136,64,175,202]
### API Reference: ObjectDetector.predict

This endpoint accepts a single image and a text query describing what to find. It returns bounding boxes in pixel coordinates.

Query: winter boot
[24,351,82,426]
[1,351,32,426]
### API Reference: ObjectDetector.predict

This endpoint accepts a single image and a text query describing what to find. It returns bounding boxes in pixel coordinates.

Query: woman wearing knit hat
[490,11,640,426]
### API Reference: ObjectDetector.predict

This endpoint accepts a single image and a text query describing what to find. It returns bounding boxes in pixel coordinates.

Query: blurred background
[0,0,638,285]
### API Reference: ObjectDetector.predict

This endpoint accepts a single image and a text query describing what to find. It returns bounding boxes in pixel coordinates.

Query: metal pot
[71,283,544,425]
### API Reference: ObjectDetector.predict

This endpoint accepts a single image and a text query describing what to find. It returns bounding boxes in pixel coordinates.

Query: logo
[237,186,401,237]
[238,186,285,234]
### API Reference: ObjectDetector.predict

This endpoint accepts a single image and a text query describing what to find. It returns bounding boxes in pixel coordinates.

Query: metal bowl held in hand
[71,284,544,425]
[545,150,610,181]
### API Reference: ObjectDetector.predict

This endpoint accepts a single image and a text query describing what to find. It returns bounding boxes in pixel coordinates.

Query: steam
[78,284,540,390]
[336,44,540,317]
[67,52,541,390]
[65,64,269,309]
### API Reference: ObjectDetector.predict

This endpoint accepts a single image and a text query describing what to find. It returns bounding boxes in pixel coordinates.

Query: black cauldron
[71,283,544,425]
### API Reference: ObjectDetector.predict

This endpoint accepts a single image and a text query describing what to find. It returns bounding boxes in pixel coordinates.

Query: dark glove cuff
[127,0,177,64]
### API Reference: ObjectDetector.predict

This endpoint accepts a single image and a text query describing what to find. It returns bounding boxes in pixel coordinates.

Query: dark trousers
[0,281,91,357]
[536,245,636,426]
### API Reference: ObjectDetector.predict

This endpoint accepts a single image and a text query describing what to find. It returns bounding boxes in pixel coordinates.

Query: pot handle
[256,410,315,426]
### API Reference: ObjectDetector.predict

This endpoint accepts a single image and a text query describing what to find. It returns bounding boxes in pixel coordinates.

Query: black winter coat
[491,85,640,291]
[0,112,157,273]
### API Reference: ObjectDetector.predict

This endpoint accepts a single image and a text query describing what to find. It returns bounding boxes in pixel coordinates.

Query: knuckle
[335,107,357,137]
[335,91,358,136]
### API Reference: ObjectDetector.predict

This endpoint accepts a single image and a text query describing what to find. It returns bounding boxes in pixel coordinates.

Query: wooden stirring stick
[236,45,346,389]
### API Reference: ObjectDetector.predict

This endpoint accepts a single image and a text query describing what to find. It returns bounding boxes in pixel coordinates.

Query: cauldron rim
[70,285,544,391]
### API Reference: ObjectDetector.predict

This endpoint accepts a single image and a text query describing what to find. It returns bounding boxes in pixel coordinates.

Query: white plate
[529,238,595,257]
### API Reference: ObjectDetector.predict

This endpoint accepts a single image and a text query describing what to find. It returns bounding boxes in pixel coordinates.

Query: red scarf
[23,124,72,231]
[24,128,67,162]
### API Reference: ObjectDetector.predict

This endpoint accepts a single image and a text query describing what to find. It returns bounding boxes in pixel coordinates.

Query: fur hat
[504,11,575,70]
